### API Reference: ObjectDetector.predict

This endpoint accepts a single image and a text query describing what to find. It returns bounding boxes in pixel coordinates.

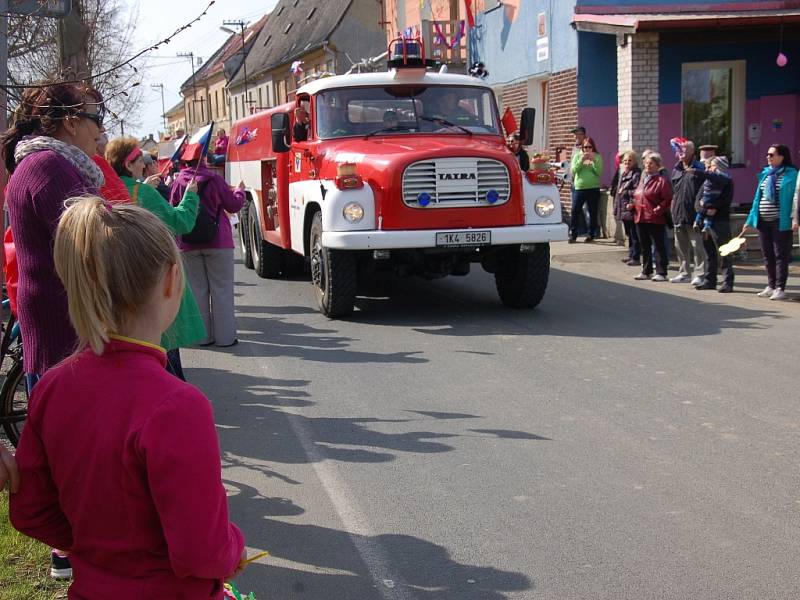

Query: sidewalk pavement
[550,238,800,302]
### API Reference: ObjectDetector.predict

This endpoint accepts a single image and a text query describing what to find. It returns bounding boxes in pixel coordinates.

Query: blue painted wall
[476,0,579,87]
[577,32,618,107]
[659,39,800,103]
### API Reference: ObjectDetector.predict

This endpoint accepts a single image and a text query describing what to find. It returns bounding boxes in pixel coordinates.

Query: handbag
[182,201,222,244]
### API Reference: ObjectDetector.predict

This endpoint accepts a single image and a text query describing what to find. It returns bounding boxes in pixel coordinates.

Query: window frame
[680,59,745,163]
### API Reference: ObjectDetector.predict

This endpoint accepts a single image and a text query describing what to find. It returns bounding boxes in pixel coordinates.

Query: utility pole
[177,51,202,129]
[58,0,90,80]
[151,83,167,132]
[221,20,253,113]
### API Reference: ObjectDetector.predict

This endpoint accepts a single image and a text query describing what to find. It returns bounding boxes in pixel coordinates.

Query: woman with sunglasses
[743,144,799,300]
[0,79,105,580]
[569,136,604,242]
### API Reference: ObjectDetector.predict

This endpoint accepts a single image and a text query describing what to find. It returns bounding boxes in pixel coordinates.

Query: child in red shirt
[10,197,245,599]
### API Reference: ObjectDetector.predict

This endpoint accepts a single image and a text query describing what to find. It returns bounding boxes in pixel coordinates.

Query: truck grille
[402,158,510,208]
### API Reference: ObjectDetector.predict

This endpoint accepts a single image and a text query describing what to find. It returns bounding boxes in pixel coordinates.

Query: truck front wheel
[251,204,282,279]
[309,212,356,318]
[494,243,550,309]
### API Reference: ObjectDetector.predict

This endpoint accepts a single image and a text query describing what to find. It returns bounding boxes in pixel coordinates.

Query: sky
[131,0,279,139]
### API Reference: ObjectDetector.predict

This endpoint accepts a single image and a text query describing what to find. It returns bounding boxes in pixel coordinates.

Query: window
[234,96,239,120]
[316,85,501,139]
[681,60,745,162]
[284,22,292,34]
[258,87,263,108]
[306,7,316,19]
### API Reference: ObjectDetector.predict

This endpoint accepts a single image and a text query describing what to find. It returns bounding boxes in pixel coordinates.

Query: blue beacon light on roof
[418,192,431,207]
[486,189,499,204]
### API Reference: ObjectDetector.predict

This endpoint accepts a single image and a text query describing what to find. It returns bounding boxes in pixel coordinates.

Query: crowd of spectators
[571,126,800,298]
[0,78,246,593]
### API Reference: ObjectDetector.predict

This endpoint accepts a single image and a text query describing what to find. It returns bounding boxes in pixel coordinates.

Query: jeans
[622,219,640,260]
[636,222,668,277]
[571,188,600,239]
[702,220,735,288]
[757,219,793,290]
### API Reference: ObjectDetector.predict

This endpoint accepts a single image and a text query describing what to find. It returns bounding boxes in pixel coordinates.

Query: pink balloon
[777,52,788,67]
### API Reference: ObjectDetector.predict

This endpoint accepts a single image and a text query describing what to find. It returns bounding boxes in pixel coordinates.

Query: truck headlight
[534,196,555,217]
[343,202,364,223]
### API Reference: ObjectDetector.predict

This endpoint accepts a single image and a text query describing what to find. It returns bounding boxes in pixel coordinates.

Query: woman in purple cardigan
[0,81,105,382]
[169,150,245,347]
[0,79,105,581]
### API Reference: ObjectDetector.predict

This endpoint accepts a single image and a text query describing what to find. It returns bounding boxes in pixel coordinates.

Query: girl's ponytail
[55,196,181,355]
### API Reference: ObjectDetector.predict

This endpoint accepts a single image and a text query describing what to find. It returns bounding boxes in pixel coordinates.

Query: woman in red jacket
[631,152,673,282]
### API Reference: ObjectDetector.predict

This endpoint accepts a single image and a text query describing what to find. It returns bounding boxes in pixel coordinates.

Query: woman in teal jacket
[105,136,205,378]
[744,144,799,301]
[569,136,604,243]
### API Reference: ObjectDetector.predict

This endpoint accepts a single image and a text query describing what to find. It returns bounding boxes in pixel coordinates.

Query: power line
[2,1,217,89]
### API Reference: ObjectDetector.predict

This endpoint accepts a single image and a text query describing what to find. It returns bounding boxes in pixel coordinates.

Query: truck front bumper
[322,223,569,250]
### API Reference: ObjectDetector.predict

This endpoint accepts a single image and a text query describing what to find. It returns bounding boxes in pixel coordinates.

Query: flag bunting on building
[464,0,476,28]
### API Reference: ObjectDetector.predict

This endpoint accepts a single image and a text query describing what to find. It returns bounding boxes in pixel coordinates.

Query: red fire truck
[228,39,567,318]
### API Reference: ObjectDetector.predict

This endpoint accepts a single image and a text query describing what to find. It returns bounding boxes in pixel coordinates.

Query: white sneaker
[756,286,775,298]
[651,274,667,282]
[670,274,690,283]
[690,276,705,286]
[770,288,786,301]
[634,272,650,281]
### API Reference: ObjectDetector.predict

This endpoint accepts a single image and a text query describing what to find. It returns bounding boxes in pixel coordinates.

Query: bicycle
[0,298,26,447]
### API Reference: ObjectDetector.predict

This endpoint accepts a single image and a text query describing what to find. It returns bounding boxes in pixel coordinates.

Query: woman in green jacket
[105,136,204,379]
[569,136,604,243]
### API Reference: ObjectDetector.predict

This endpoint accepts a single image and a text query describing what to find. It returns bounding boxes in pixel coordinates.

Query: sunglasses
[766,152,776,157]
[76,112,103,128]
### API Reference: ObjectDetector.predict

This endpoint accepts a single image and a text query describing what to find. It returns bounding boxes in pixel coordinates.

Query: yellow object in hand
[239,550,270,566]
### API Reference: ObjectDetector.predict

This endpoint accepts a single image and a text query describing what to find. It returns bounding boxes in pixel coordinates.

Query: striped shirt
[759,171,785,221]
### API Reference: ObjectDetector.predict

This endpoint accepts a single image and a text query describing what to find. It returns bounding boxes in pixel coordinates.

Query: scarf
[763,166,784,204]
[14,135,104,189]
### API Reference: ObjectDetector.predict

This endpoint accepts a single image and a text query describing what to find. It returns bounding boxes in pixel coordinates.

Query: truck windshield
[316,85,501,139]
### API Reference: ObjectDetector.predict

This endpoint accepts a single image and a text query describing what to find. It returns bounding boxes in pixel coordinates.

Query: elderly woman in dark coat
[612,150,642,266]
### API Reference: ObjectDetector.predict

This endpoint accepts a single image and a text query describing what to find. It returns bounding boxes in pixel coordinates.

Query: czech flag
[181,122,215,162]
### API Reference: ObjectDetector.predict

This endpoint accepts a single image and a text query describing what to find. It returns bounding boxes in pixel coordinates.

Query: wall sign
[538,12,546,38]
[536,37,549,62]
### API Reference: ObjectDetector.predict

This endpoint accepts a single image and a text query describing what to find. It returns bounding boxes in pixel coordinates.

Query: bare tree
[7,0,144,135]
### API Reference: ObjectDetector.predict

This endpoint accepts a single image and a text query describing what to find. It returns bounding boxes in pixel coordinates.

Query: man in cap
[698,144,718,161]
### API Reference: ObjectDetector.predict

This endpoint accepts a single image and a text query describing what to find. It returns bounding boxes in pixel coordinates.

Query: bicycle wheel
[0,358,27,447]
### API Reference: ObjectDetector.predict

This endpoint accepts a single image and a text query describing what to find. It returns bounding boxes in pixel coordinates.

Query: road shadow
[228,480,532,599]
[181,368,541,598]
[335,268,787,339]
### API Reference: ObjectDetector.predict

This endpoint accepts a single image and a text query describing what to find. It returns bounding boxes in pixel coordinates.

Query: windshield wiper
[419,116,473,135]
[364,125,412,138]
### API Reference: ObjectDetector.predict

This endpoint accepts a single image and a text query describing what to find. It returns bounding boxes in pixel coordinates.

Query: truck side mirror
[271,113,291,153]
[519,108,535,146]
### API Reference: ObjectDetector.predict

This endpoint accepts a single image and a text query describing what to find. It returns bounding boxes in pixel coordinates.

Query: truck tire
[250,203,283,279]
[494,243,550,309]
[309,212,356,318]
[239,201,254,269]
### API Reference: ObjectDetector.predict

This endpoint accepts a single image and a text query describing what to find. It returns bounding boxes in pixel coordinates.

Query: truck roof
[297,70,492,96]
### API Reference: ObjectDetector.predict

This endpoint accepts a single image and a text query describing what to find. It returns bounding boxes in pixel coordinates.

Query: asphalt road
[185,245,800,599]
